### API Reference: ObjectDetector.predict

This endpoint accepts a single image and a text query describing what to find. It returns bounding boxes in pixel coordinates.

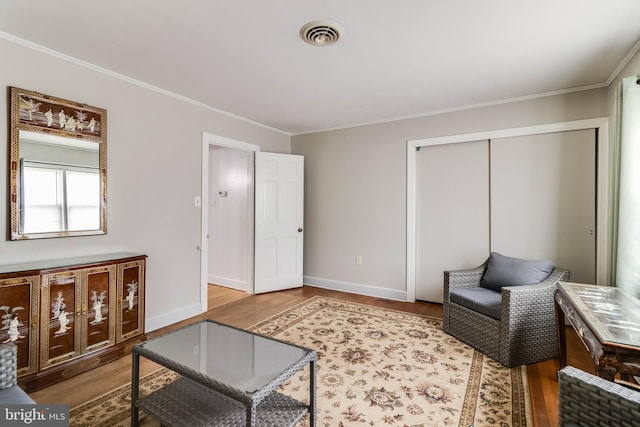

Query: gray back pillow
[480,252,554,292]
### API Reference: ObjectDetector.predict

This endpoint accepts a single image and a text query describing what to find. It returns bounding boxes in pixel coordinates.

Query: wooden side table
[554,282,640,381]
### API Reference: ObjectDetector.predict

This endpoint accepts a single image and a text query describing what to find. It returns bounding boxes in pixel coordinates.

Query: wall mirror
[9,87,107,240]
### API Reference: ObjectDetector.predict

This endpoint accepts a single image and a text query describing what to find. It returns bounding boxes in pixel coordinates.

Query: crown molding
[0,31,290,136]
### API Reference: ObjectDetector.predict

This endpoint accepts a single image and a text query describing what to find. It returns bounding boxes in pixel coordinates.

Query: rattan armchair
[558,366,640,427]
[443,262,570,367]
[0,343,35,404]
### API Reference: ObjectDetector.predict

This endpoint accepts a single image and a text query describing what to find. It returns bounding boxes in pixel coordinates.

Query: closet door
[490,130,596,284]
[415,140,490,303]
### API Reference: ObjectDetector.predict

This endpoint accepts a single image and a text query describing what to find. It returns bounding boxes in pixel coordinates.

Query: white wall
[208,145,252,291]
[0,38,290,331]
[292,89,609,300]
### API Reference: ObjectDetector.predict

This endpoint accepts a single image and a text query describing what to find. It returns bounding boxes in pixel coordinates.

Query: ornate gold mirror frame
[9,87,107,240]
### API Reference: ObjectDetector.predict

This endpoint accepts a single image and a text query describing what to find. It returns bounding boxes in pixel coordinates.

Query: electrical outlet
[356,256,363,265]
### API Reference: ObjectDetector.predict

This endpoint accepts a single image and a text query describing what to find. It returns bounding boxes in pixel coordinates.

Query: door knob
[298,228,303,232]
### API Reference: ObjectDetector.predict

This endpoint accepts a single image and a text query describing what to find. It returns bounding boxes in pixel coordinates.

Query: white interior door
[254,152,304,294]
[490,130,597,283]
[415,140,490,302]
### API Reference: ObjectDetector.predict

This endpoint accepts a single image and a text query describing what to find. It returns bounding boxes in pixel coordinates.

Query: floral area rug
[69,296,531,427]
[69,368,174,426]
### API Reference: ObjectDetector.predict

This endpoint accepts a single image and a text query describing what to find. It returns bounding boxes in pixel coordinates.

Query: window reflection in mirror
[20,131,100,233]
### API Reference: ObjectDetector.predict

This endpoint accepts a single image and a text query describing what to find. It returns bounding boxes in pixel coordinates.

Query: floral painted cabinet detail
[0,274,39,375]
[40,265,116,369]
[117,259,145,342]
[0,253,146,392]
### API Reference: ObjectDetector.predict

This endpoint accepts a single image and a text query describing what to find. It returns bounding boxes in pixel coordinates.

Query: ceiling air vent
[300,21,344,47]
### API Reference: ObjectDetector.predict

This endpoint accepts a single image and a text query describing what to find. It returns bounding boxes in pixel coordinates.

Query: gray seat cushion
[0,385,35,404]
[449,287,503,320]
[480,252,553,292]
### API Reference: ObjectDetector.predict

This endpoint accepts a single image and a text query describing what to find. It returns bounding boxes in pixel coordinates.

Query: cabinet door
[82,265,116,352]
[41,271,82,369]
[0,275,39,375]
[117,260,145,342]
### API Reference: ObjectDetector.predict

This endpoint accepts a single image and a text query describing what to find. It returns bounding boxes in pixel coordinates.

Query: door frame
[406,118,610,302]
[200,132,260,312]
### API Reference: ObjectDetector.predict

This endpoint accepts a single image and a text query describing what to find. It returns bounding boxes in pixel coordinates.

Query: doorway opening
[200,133,259,312]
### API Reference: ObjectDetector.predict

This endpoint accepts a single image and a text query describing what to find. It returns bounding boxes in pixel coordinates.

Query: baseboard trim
[145,302,202,332]
[303,275,407,302]
[208,274,247,291]
[148,279,407,331]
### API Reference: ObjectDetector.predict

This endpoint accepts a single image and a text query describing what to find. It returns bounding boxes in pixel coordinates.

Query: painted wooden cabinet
[117,259,145,343]
[40,264,117,369]
[0,274,40,376]
[0,252,146,392]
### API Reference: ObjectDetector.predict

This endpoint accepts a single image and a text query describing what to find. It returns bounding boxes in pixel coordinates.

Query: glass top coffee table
[131,319,316,427]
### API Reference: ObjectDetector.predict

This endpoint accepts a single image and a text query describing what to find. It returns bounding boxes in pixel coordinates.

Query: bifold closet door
[415,140,490,303]
[490,130,597,284]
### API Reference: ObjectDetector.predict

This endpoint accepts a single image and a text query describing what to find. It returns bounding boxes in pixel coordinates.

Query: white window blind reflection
[22,167,63,233]
[21,162,100,233]
[67,170,100,231]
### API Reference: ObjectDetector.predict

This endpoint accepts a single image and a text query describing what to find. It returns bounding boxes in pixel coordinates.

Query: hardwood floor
[29,284,595,426]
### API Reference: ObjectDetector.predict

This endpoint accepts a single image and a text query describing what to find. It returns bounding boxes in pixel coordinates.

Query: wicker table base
[137,377,308,427]
[131,320,316,427]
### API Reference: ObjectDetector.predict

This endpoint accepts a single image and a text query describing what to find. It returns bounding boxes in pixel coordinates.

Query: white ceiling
[2,1,640,135]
